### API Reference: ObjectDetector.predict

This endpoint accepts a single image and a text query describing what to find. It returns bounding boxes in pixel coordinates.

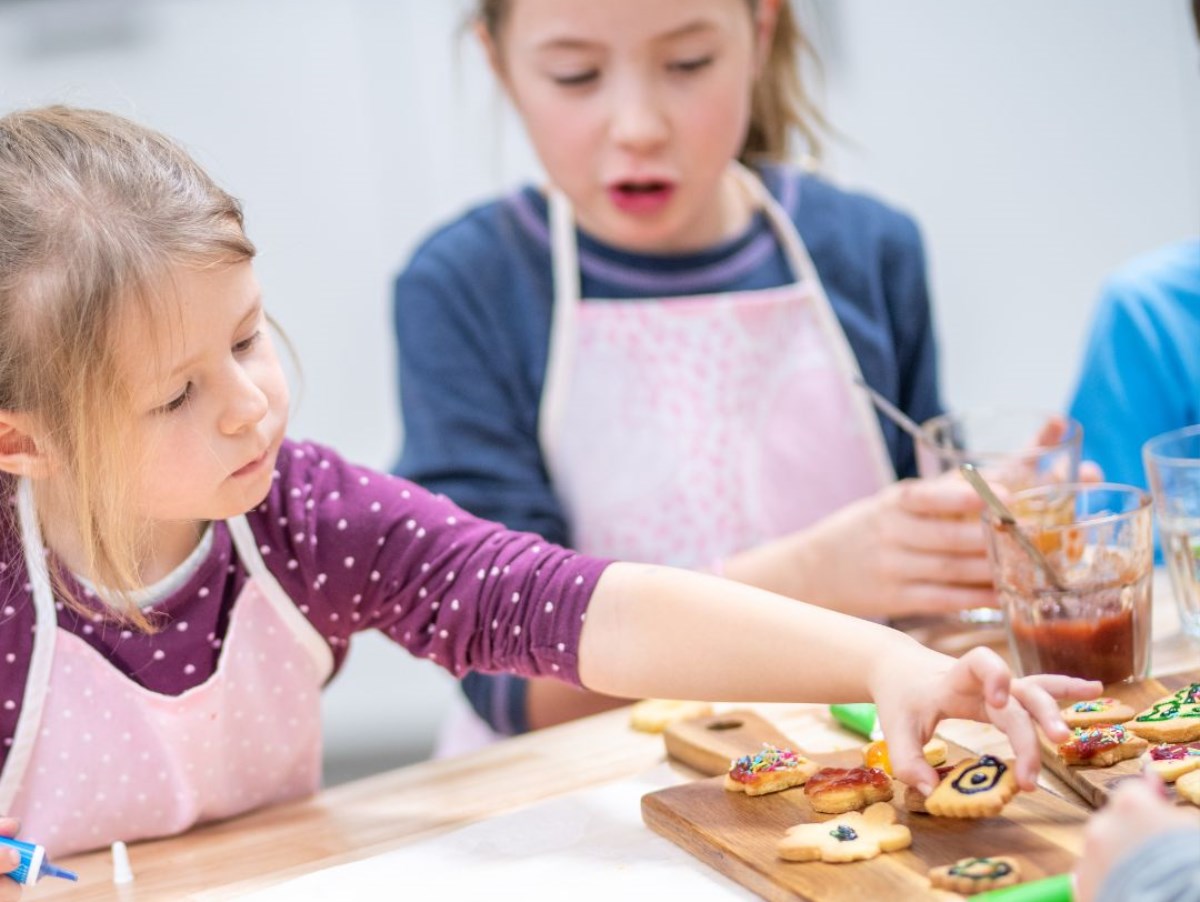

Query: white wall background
[2,0,1197,782]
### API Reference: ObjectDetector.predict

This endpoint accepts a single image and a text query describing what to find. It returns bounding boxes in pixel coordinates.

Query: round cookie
[629,698,713,733]
[1140,742,1200,782]
[804,766,893,814]
[1178,768,1200,806]
[1061,697,1137,728]
[778,802,912,863]
[929,856,1022,894]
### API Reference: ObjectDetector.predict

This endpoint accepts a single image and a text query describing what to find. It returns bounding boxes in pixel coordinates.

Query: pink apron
[436,165,893,755]
[0,478,334,857]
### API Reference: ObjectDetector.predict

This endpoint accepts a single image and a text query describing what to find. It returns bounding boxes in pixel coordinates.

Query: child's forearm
[576,562,940,704]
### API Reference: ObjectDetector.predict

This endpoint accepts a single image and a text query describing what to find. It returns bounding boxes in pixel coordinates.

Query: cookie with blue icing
[923,755,1017,818]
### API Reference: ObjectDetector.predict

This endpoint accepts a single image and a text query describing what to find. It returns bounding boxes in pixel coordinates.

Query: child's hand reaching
[0,817,22,902]
[870,645,1102,794]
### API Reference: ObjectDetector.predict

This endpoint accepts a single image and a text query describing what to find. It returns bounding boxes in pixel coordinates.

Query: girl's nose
[218,367,270,435]
[610,81,669,154]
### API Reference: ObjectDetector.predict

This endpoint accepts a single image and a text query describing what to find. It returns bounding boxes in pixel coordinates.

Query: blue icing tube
[0,836,79,886]
[829,703,882,740]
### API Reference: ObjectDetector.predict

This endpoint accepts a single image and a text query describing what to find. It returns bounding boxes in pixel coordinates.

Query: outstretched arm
[578,562,1098,792]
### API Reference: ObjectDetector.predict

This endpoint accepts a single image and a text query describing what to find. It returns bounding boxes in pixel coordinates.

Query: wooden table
[38,573,1199,900]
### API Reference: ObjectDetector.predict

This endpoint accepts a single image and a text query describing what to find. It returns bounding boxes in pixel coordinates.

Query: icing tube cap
[829,703,882,740]
[974,873,1073,902]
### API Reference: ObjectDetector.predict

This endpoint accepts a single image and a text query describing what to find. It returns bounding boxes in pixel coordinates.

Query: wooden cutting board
[1038,668,1200,808]
[643,710,1086,902]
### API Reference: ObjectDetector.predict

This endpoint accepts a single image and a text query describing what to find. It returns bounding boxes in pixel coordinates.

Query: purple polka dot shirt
[0,439,610,773]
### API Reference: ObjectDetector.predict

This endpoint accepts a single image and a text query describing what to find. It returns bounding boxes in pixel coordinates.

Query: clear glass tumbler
[984,483,1153,684]
[917,409,1083,623]
[1144,424,1200,640]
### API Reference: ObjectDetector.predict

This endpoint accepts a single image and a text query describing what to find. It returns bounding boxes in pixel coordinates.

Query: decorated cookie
[724,744,819,796]
[905,763,959,814]
[1177,768,1200,806]
[862,737,948,774]
[929,856,1022,894]
[924,755,1017,818]
[1061,697,1137,729]
[1140,742,1200,782]
[628,698,713,733]
[1126,683,1200,743]
[1058,724,1149,767]
[804,766,893,814]
[778,802,912,863]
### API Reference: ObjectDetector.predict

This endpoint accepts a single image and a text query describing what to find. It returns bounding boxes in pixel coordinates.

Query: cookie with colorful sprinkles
[1140,742,1200,782]
[1057,724,1148,767]
[1126,683,1200,743]
[724,743,819,796]
[1060,697,1136,729]
[928,856,1022,894]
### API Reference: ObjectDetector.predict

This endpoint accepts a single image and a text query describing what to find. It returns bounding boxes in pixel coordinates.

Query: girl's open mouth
[608,180,675,215]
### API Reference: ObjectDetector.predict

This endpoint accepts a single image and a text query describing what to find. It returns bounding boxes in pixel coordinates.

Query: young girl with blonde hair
[394,0,1001,746]
[0,106,1092,884]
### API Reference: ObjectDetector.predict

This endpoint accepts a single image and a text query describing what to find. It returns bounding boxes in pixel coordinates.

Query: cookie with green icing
[1127,683,1200,743]
[929,856,1021,894]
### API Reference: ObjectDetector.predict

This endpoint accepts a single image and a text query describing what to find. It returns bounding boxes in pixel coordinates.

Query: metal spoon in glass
[849,374,931,451]
[958,462,1069,592]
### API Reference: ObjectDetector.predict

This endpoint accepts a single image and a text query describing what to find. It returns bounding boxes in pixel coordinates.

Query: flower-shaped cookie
[778,802,912,863]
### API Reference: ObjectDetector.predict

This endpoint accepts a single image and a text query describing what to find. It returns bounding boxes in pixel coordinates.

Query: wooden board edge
[641,789,810,902]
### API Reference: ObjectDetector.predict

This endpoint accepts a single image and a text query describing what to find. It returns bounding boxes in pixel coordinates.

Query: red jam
[804,766,890,798]
[1149,743,1200,761]
[1063,725,1127,760]
[1010,608,1137,685]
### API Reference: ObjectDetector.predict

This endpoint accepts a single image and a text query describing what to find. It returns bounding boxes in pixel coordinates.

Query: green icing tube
[828,703,881,739]
[973,874,1073,902]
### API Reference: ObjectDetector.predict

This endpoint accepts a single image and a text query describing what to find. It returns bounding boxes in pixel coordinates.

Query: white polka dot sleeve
[247,440,610,685]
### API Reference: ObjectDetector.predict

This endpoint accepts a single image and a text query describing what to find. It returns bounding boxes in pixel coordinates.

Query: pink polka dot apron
[540,164,893,567]
[436,165,893,757]
[0,479,334,857]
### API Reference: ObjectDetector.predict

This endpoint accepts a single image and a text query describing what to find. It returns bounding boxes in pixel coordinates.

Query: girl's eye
[233,330,262,354]
[669,55,713,74]
[160,383,192,414]
[552,69,599,87]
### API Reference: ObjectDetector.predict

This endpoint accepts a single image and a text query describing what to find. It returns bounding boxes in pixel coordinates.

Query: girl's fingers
[1009,681,1073,744]
[894,476,987,517]
[1021,676,1102,741]
[987,699,1042,790]
[881,545,994,585]
[959,647,1011,709]
[0,817,17,837]
[882,721,940,795]
[896,583,998,615]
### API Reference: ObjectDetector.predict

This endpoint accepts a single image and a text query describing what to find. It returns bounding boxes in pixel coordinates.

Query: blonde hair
[475,0,827,163]
[0,105,255,626]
